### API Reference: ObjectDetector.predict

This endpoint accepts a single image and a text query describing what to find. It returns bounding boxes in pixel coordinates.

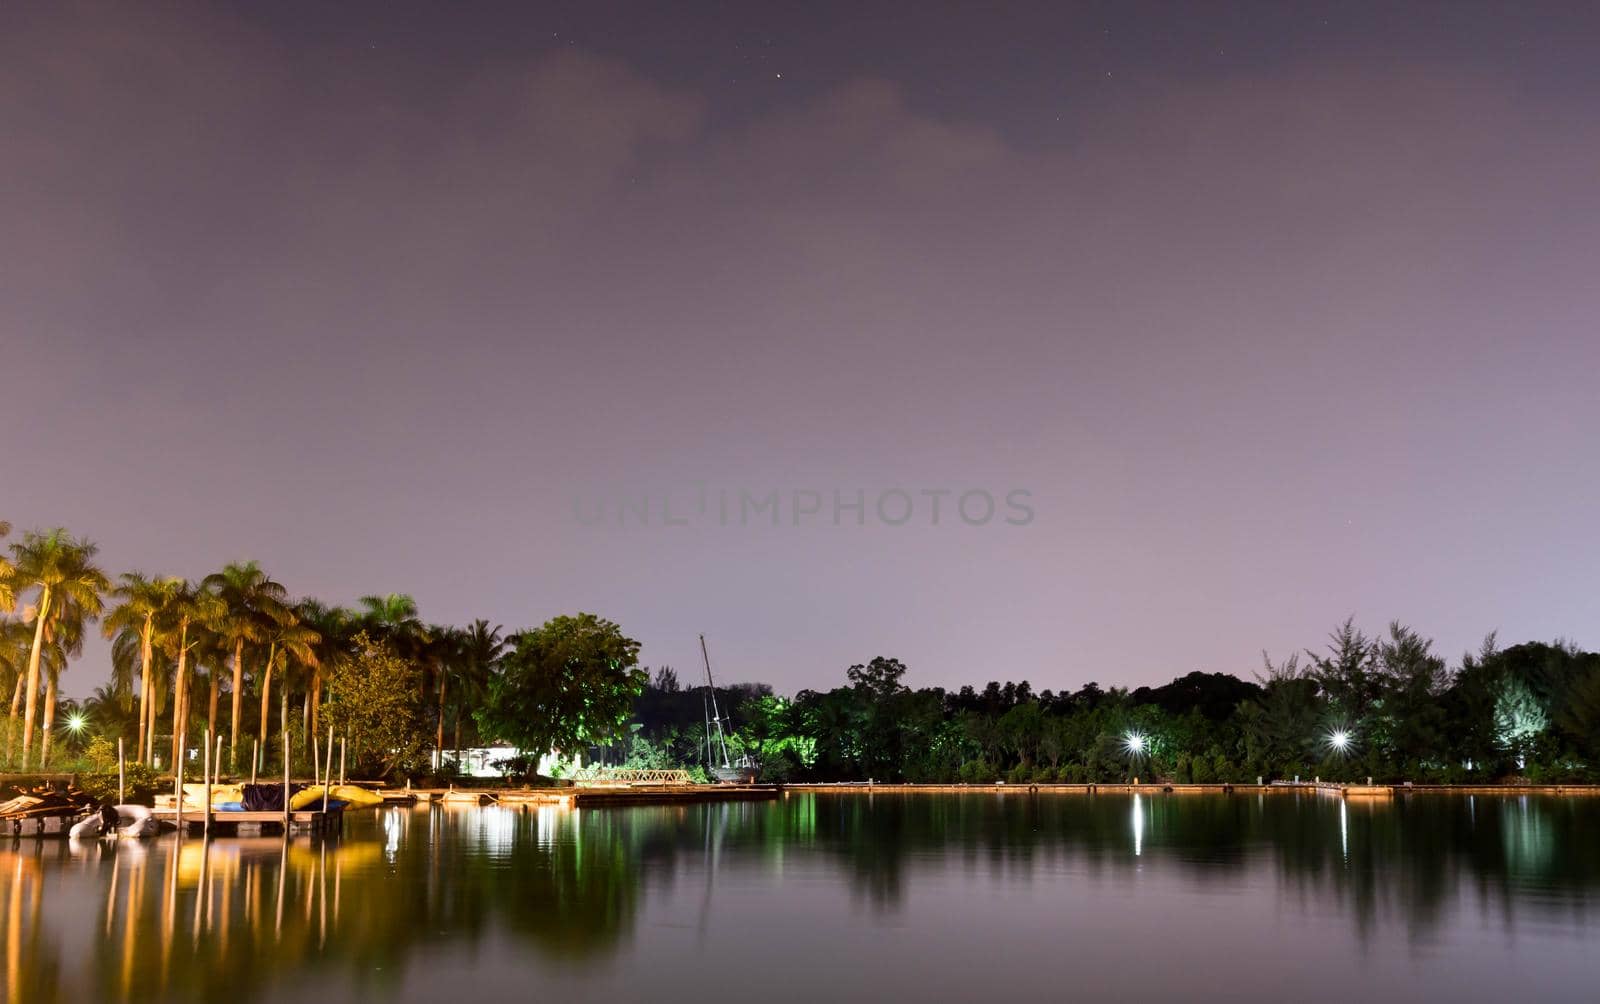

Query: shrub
[958,759,997,783]
[78,762,162,806]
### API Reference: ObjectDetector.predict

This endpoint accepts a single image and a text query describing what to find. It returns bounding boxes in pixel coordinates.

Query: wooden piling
[174,729,185,835]
[321,726,333,814]
[281,729,290,831]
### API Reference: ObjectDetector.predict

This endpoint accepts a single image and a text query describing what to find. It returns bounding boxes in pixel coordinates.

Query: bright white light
[1329,729,1350,752]
[1124,732,1147,755]
[66,713,88,733]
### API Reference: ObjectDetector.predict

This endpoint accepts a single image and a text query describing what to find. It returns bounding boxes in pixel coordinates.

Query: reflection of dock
[788,782,1600,798]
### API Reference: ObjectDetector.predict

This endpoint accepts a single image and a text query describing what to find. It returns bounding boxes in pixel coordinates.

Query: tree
[0,519,13,613]
[8,528,110,768]
[257,611,320,761]
[203,561,289,764]
[321,632,429,778]
[158,581,225,769]
[451,620,504,763]
[1306,618,1377,724]
[475,613,644,776]
[1375,622,1449,768]
[296,599,355,754]
[104,573,184,765]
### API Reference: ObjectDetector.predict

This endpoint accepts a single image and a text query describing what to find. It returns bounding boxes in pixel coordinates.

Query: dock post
[215,734,224,819]
[322,726,334,815]
[202,727,213,835]
[282,729,291,832]
[175,728,186,836]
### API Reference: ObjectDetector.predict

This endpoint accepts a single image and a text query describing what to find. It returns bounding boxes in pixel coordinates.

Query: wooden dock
[414,784,781,809]
[149,807,343,836]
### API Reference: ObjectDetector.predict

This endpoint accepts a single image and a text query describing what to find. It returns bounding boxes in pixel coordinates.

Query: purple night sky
[4,2,1598,698]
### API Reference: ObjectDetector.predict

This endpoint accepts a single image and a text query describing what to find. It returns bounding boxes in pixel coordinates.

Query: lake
[6,791,1598,1002]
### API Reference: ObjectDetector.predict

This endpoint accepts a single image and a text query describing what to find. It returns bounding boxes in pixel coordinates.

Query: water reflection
[4,793,1599,1002]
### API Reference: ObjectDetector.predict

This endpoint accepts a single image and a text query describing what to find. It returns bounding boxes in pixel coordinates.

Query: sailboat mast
[700,633,731,768]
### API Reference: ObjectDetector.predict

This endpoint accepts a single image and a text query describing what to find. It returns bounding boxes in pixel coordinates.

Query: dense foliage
[474,614,645,776]
[610,622,1600,785]
[319,633,431,779]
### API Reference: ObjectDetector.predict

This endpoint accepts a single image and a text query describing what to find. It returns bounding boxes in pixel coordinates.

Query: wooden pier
[416,784,781,809]
[149,806,343,836]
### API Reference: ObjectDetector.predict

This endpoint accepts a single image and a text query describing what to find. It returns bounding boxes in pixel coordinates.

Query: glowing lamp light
[1328,729,1351,752]
[66,713,88,733]
[1124,732,1147,755]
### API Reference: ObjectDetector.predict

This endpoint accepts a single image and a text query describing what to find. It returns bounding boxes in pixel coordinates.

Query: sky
[4,2,1598,699]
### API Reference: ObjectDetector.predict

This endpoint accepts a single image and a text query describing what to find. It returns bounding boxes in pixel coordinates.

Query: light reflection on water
[5,793,1600,1003]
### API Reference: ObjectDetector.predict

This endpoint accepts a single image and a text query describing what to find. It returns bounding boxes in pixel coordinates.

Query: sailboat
[700,634,760,784]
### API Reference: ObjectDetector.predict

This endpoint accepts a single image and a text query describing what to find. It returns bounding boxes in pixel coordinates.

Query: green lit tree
[475,613,644,777]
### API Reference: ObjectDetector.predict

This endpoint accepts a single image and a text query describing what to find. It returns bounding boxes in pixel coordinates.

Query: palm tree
[257,613,320,765]
[8,528,110,769]
[452,620,504,765]
[203,562,289,765]
[358,593,429,660]
[296,599,355,755]
[37,613,86,766]
[2,618,40,765]
[104,573,185,765]
[158,581,225,770]
[359,593,434,720]
[0,519,14,613]
[84,684,139,744]
[426,625,465,766]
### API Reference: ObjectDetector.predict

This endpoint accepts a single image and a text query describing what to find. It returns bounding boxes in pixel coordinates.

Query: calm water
[6,792,1599,1002]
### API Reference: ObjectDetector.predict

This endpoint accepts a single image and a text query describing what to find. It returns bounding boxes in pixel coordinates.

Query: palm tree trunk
[454,706,462,768]
[136,618,153,768]
[310,670,322,739]
[19,585,51,768]
[257,643,276,761]
[171,620,190,771]
[206,672,220,766]
[435,674,448,764]
[6,672,24,763]
[39,671,58,767]
[230,638,244,765]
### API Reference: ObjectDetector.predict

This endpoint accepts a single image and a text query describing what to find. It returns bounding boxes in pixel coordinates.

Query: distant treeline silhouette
[621,620,1600,784]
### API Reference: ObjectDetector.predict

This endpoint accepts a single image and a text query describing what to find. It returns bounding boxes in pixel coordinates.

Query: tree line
[1,523,644,778]
[618,620,1600,785]
[7,521,1600,786]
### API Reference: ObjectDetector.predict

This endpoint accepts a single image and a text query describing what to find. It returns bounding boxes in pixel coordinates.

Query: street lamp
[1326,728,1352,755]
[66,713,88,734]
[1124,731,1147,755]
